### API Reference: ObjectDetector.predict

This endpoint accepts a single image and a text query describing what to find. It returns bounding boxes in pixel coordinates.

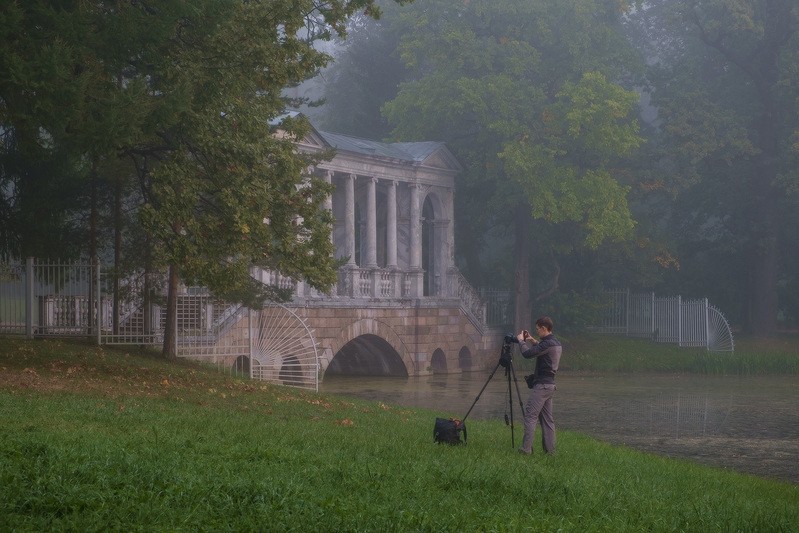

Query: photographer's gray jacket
[519,334,562,385]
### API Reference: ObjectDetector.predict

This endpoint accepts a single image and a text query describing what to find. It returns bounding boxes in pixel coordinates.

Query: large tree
[1,0,404,356]
[632,0,799,333]
[381,0,644,329]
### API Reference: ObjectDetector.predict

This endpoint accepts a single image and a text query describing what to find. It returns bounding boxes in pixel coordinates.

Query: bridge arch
[458,346,472,370]
[430,348,447,373]
[323,318,415,378]
[458,337,480,371]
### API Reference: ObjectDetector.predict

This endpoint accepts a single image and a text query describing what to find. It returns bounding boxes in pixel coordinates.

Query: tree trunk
[88,165,99,337]
[748,126,779,335]
[113,176,122,335]
[748,71,781,335]
[88,163,98,261]
[513,203,532,332]
[162,263,179,359]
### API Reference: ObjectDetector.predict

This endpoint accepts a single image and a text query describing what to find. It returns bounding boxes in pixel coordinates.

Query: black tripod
[461,336,527,448]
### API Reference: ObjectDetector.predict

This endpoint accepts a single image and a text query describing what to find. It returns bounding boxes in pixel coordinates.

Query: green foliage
[2,337,798,531]
[377,0,645,314]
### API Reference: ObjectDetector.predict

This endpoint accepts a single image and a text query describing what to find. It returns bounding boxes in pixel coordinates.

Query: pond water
[321,370,799,485]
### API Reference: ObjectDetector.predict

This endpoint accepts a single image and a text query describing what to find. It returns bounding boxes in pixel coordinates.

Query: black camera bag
[433,417,467,445]
[524,374,536,389]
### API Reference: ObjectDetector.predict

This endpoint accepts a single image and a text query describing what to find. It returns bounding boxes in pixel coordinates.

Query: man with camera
[516,316,562,455]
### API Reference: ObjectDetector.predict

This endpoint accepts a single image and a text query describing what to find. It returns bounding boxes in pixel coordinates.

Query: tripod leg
[509,362,527,417]
[507,365,515,448]
[461,359,502,423]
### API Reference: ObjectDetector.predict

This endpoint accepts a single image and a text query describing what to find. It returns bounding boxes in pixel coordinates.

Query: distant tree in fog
[629,0,799,333]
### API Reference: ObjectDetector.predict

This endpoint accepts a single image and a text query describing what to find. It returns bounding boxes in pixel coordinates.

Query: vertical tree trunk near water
[88,164,98,336]
[748,96,780,335]
[513,203,532,332]
[162,263,179,359]
[113,177,122,335]
[88,164,98,261]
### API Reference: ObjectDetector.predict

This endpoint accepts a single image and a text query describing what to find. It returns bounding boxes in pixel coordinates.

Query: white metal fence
[592,289,735,352]
[0,257,319,391]
[0,258,99,337]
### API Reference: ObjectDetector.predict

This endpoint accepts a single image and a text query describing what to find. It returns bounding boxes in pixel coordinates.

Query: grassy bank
[509,333,799,374]
[1,337,797,532]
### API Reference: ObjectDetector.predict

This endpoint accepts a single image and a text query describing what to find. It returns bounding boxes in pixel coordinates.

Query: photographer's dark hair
[535,316,554,332]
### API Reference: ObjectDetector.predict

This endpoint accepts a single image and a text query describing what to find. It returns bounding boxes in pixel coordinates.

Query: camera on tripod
[499,333,518,367]
[446,333,527,448]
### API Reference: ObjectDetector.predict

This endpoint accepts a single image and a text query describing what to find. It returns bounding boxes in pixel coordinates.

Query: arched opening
[422,196,436,296]
[458,346,472,370]
[326,334,408,377]
[233,355,250,377]
[430,348,447,373]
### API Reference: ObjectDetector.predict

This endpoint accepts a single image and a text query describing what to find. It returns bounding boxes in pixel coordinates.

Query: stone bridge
[286,299,504,379]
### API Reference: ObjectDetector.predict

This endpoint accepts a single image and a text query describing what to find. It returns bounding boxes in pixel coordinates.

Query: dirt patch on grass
[593,433,799,485]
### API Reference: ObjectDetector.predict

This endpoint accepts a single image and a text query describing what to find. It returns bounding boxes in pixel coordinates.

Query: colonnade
[320,169,454,299]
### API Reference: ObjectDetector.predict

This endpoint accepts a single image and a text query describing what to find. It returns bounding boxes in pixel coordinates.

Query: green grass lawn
[1,337,797,532]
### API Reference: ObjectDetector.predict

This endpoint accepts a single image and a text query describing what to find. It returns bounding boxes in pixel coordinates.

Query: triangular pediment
[420,146,463,172]
[301,127,328,149]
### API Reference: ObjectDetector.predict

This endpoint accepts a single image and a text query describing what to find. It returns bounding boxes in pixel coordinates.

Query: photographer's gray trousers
[520,383,556,454]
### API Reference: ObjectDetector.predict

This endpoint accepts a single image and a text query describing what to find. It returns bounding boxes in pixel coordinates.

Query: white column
[365,177,378,267]
[344,173,356,266]
[387,180,398,269]
[324,170,337,297]
[446,188,455,269]
[323,170,333,212]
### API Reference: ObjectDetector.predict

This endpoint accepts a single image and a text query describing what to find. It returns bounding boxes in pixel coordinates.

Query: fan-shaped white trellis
[250,304,319,391]
[707,306,735,352]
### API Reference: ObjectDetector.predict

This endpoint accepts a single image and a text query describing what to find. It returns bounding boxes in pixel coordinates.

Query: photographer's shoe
[517,448,532,455]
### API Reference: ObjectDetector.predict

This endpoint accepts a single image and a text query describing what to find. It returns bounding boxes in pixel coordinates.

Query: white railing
[446,267,486,330]
[479,288,512,327]
[592,289,734,352]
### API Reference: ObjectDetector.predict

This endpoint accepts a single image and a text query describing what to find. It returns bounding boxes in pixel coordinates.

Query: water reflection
[322,371,522,422]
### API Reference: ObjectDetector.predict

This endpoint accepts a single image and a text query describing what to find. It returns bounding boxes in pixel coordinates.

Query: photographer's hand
[524,330,539,345]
